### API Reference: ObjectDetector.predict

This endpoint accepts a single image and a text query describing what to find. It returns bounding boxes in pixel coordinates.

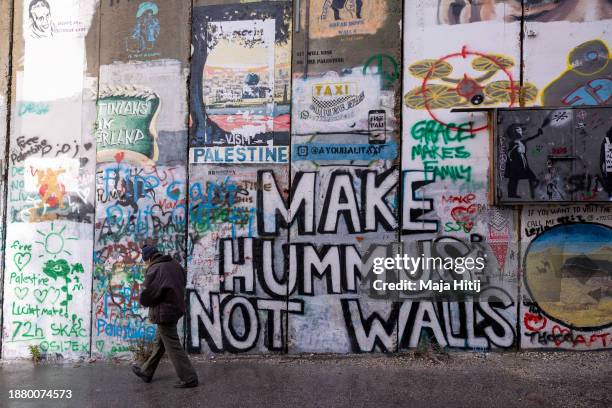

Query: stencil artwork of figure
[331,0,363,20]
[128,2,161,53]
[504,124,544,199]
[28,0,55,39]
[601,127,612,200]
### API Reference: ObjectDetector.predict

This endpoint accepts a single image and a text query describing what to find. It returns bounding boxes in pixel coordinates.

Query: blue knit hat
[141,244,159,262]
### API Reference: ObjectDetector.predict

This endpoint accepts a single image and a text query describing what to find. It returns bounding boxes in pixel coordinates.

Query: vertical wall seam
[303,0,310,79]
[519,0,526,104]
[395,0,404,354]
[88,0,104,360]
[0,0,16,361]
[515,0,527,351]
[183,0,195,349]
[284,3,294,355]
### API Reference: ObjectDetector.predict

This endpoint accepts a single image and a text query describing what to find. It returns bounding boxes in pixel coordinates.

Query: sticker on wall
[190,145,288,164]
[125,1,161,60]
[293,71,380,134]
[292,142,397,161]
[96,87,160,166]
[541,39,611,106]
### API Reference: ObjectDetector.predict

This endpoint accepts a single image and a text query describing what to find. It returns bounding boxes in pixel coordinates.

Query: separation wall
[0,0,610,359]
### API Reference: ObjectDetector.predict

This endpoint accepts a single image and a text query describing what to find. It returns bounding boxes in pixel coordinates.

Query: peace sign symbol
[363,54,400,86]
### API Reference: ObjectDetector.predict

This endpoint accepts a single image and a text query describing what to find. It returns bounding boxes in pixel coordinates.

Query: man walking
[131,245,199,388]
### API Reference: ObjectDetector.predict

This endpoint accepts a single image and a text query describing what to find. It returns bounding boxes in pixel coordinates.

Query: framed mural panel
[493,106,611,204]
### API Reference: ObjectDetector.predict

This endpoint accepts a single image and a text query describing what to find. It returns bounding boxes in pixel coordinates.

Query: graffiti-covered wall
[92,0,190,358]
[186,0,295,354]
[1,0,99,359]
[401,0,522,351]
[287,0,402,353]
[519,1,612,350]
[0,0,610,359]
[0,0,13,351]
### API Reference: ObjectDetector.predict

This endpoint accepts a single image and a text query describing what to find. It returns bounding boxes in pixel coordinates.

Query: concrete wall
[402,0,521,351]
[92,0,190,358]
[0,0,13,353]
[2,0,98,359]
[519,0,612,350]
[0,0,610,360]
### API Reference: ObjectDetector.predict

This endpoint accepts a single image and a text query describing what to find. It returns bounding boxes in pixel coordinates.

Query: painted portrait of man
[438,0,612,25]
[28,0,55,38]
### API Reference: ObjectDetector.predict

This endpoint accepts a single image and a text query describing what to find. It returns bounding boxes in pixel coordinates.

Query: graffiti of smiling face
[30,1,52,35]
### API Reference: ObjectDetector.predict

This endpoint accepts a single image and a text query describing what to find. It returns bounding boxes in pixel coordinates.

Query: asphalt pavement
[0,351,610,408]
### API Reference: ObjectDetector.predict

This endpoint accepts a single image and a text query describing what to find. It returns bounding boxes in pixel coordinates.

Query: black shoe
[174,379,198,388]
[131,365,152,383]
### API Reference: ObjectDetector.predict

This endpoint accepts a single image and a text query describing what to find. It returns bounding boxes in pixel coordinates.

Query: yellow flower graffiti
[404,48,539,110]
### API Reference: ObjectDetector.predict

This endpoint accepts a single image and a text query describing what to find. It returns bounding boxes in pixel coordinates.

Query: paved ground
[0,351,610,408]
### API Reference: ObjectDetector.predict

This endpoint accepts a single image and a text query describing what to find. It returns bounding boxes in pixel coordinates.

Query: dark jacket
[140,254,186,324]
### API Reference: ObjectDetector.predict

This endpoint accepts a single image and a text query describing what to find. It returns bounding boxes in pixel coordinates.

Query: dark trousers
[508,178,519,197]
[508,177,536,198]
[140,322,198,383]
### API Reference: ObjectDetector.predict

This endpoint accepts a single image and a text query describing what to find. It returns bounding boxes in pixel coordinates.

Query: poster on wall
[23,0,92,40]
[189,2,291,164]
[292,71,381,134]
[307,0,388,38]
[22,0,97,101]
